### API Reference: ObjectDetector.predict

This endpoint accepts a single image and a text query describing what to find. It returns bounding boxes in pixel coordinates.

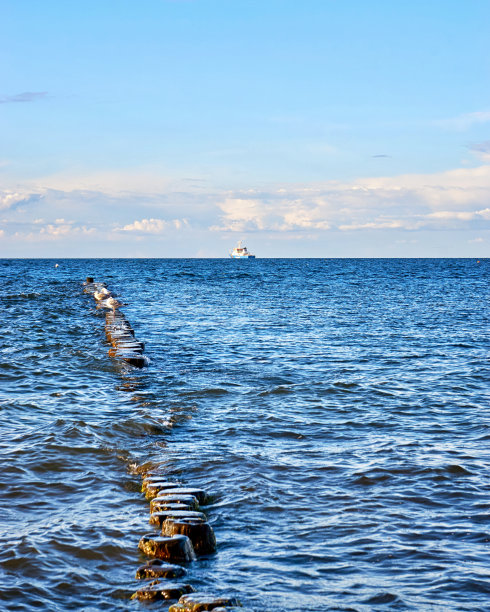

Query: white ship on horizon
[229,240,255,259]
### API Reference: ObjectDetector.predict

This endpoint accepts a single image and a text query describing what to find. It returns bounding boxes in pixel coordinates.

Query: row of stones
[133,475,248,610]
[84,279,248,609]
[83,277,147,368]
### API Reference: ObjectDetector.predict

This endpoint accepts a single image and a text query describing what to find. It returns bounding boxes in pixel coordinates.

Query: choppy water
[0,258,489,611]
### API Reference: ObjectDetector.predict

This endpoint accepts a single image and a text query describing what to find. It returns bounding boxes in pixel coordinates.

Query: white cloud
[118,218,188,233]
[0,191,33,210]
[1,161,490,252]
[212,164,490,233]
[338,220,405,231]
[428,208,490,221]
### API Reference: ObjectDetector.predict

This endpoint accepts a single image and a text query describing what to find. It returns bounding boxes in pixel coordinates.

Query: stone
[150,511,206,528]
[109,343,144,357]
[162,519,216,556]
[151,495,199,512]
[142,478,181,493]
[131,581,194,602]
[135,559,187,580]
[109,332,136,345]
[157,488,210,505]
[144,481,182,499]
[115,350,146,368]
[138,533,196,562]
[150,502,193,512]
[170,592,242,611]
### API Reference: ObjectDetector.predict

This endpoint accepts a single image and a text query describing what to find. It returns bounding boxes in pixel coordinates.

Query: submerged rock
[138,533,196,562]
[162,519,216,555]
[169,592,242,611]
[131,581,194,602]
[135,559,187,580]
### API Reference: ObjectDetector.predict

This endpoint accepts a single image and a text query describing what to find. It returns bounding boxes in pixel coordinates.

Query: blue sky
[1,0,489,257]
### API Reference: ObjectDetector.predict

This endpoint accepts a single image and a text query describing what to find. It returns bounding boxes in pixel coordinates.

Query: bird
[104,296,122,310]
[94,287,111,301]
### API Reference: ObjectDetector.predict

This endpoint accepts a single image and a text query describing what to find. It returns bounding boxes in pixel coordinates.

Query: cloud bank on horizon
[1,1,489,257]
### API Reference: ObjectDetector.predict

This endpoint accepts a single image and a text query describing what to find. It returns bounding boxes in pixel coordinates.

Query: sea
[0,258,488,612]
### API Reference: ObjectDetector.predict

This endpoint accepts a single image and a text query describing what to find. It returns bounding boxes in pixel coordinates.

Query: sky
[1,0,489,257]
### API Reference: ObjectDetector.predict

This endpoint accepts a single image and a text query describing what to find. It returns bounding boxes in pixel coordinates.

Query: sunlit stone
[169,592,242,611]
[138,533,196,562]
[131,581,194,602]
[151,495,199,512]
[162,519,216,555]
[135,559,187,580]
[150,510,206,528]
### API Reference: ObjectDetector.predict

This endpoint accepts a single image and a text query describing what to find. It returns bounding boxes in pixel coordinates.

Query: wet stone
[109,333,136,345]
[169,592,242,611]
[151,503,193,512]
[157,488,210,505]
[138,533,196,562]
[111,342,144,355]
[150,511,206,528]
[135,559,187,580]
[151,495,200,512]
[144,481,182,499]
[142,478,181,493]
[116,340,144,351]
[117,351,146,368]
[131,581,194,602]
[109,344,143,358]
[162,519,216,556]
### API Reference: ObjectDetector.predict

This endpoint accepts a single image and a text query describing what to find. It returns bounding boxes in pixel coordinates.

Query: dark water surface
[0,259,488,611]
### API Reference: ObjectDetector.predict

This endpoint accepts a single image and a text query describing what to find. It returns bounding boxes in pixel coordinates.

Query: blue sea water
[0,258,488,611]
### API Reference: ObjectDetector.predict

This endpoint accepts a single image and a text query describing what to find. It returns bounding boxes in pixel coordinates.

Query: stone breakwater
[84,277,148,368]
[84,279,248,610]
[132,472,248,608]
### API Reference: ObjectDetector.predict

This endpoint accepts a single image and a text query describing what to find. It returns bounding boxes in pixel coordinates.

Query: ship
[229,240,255,259]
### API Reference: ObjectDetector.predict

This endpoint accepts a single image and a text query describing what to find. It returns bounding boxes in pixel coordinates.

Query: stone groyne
[84,279,249,611]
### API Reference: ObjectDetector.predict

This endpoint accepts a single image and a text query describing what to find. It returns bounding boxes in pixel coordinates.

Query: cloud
[0,190,42,210]
[371,154,391,158]
[428,208,490,221]
[436,110,490,131]
[213,164,490,233]
[0,92,47,104]
[2,161,490,249]
[468,140,490,161]
[118,218,188,233]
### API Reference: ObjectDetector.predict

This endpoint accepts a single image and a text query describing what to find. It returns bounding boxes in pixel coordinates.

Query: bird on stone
[94,287,111,301]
